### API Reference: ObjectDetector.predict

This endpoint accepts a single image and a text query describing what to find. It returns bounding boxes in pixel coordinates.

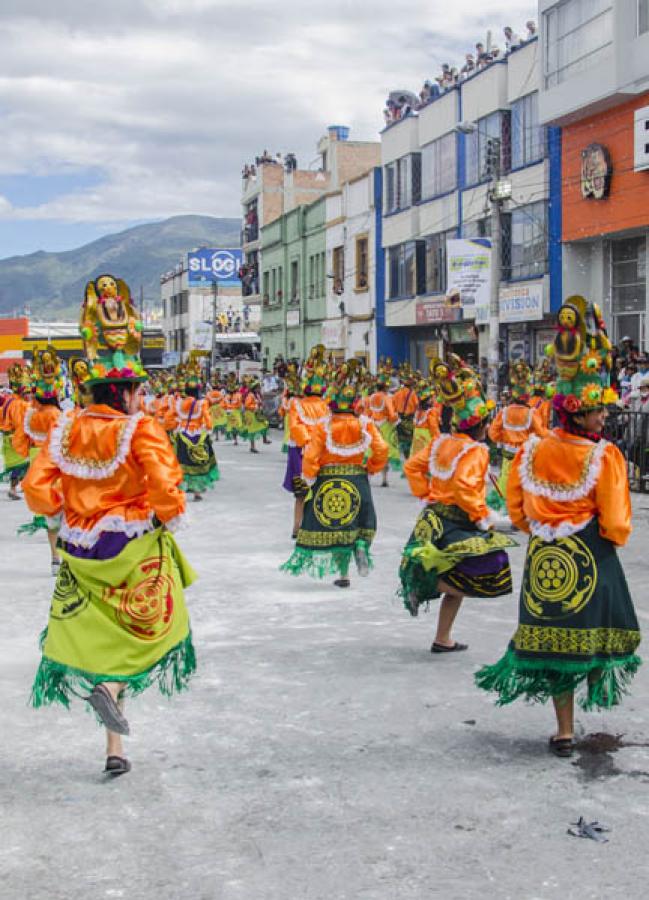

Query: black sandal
[548,736,574,758]
[431,641,468,654]
[334,578,351,589]
[105,756,131,777]
[87,684,130,735]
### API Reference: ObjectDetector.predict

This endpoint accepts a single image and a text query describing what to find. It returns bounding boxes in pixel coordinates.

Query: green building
[260,196,326,365]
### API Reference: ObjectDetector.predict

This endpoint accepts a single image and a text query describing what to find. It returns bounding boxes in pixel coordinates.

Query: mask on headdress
[429,355,494,432]
[32,346,65,401]
[80,274,147,385]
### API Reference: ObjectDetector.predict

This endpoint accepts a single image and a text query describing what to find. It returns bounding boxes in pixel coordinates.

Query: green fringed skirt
[399,503,515,612]
[281,464,376,579]
[242,409,269,440]
[378,421,401,471]
[31,528,197,712]
[397,415,414,457]
[475,519,642,710]
[176,430,219,492]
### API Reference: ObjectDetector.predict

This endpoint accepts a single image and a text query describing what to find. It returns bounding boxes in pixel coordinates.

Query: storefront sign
[499,283,544,323]
[286,310,300,328]
[447,238,491,321]
[415,295,462,325]
[449,323,478,344]
[321,318,346,349]
[192,322,212,350]
[581,144,612,200]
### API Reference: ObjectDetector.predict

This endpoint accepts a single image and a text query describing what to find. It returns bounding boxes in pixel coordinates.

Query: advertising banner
[321,319,346,349]
[446,238,491,322]
[192,322,212,351]
[499,282,545,323]
[415,294,462,325]
[187,248,243,287]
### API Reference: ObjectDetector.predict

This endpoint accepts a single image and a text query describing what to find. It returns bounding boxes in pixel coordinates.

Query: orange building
[560,91,649,349]
[0,318,28,380]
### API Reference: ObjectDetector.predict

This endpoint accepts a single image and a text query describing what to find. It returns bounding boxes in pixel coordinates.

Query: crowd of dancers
[0,273,642,775]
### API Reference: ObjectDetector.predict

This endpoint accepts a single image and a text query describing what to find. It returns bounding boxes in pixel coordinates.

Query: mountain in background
[0,215,240,319]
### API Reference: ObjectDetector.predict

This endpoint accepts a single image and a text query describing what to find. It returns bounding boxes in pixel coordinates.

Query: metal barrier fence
[604,408,649,493]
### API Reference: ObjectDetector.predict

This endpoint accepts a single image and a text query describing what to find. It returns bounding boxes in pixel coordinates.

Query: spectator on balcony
[419,80,438,104]
[227,306,234,329]
[460,53,475,78]
[503,27,522,52]
[243,305,251,328]
[285,152,297,172]
[490,44,502,60]
[475,43,490,68]
[630,355,649,392]
[525,20,537,40]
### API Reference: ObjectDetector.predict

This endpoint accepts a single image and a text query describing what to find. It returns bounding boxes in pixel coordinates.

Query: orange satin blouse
[404,433,491,526]
[367,391,398,426]
[506,428,631,546]
[488,403,546,454]
[302,414,389,481]
[288,396,330,448]
[22,404,185,548]
[13,400,61,457]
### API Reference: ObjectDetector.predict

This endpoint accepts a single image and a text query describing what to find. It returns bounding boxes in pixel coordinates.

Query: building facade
[255,127,381,365]
[381,37,560,370]
[160,257,244,362]
[539,0,649,350]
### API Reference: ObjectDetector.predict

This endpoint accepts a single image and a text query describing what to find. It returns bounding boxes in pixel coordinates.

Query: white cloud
[0,0,535,224]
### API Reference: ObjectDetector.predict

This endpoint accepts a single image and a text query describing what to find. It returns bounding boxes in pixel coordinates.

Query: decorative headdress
[8,363,30,395]
[68,356,92,406]
[80,274,147,385]
[508,360,532,402]
[301,344,329,395]
[330,359,363,412]
[31,346,65,401]
[532,358,555,398]
[184,359,203,391]
[429,354,494,431]
[546,295,617,417]
[376,357,393,389]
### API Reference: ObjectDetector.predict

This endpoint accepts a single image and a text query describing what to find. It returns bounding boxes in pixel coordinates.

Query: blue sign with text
[187,248,243,286]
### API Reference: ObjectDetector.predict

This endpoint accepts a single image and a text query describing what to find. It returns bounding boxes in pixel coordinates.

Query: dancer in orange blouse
[167,361,219,500]
[24,273,196,777]
[400,356,515,651]
[368,361,400,485]
[477,297,641,758]
[1,364,30,500]
[282,360,388,587]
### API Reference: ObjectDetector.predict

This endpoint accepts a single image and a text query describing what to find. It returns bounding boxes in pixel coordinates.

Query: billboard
[187,248,243,287]
[446,238,491,323]
[499,282,545,323]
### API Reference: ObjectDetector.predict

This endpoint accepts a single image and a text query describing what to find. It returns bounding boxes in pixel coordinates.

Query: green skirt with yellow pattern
[475,519,641,710]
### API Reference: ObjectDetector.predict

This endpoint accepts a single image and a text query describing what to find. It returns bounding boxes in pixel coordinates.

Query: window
[387,242,416,299]
[462,217,491,238]
[611,237,646,314]
[640,0,649,35]
[511,93,545,168]
[421,133,457,199]
[333,245,345,294]
[308,255,315,299]
[355,236,369,291]
[415,231,454,295]
[263,271,270,304]
[504,202,548,280]
[464,111,510,186]
[384,154,415,213]
[290,260,299,303]
[544,0,613,88]
[320,251,326,297]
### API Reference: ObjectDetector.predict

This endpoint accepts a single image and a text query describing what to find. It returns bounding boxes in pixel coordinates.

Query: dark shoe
[194,494,203,502]
[431,641,468,654]
[105,756,131,777]
[86,684,130,735]
[250,448,260,454]
[334,578,351,589]
[548,736,574,758]
[291,530,298,540]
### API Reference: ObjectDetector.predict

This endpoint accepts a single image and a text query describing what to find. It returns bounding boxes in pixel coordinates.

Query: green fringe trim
[212,425,227,436]
[389,459,402,472]
[486,488,506,512]
[280,540,373,580]
[281,443,289,454]
[30,633,197,710]
[17,515,48,536]
[181,467,220,492]
[475,647,643,711]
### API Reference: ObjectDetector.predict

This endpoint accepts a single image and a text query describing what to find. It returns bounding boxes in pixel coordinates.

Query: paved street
[2,435,649,900]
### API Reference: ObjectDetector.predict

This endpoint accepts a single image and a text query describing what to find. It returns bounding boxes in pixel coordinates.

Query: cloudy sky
[0,0,535,258]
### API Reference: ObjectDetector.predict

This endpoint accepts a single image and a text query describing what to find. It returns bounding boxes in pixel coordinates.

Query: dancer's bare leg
[434,580,465,646]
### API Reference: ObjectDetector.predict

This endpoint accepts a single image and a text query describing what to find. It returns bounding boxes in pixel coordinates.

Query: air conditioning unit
[634,105,649,172]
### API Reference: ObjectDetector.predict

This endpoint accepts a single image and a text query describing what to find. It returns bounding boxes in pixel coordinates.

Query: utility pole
[210,279,218,384]
[486,136,505,402]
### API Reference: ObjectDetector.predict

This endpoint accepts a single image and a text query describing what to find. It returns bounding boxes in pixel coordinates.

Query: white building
[381,37,555,368]
[323,169,380,369]
[160,256,252,362]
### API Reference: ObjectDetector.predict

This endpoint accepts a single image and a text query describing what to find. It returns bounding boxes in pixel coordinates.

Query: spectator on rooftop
[476,43,490,68]
[490,44,501,60]
[526,20,537,40]
[504,26,522,52]
[460,53,475,78]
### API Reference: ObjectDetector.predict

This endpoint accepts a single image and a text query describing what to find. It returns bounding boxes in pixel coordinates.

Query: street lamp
[455,121,512,401]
